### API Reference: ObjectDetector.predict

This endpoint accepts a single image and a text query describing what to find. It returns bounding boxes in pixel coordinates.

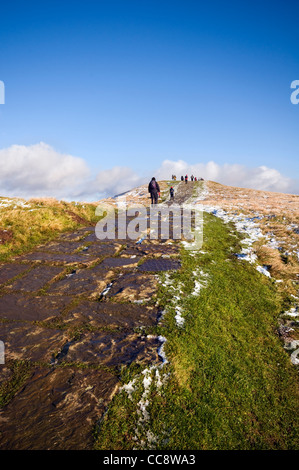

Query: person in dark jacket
[148,177,160,204]
[170,186,174,199]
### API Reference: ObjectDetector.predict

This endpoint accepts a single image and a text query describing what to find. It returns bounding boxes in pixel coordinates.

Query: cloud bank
[0,142,144,201]
[155,159,299,194]
[0,143,90,198]
[0,143,297,201]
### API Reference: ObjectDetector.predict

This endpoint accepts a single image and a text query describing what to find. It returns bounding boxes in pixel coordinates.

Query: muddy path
[0,181,196,450]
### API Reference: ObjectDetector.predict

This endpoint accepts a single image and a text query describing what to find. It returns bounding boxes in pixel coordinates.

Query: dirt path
[0,181,196,450]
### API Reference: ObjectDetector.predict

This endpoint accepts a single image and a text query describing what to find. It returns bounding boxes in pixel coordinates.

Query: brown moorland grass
[203,180,299,280]
[200,180,299,349]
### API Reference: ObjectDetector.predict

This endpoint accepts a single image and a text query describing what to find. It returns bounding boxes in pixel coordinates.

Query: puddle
[0,367,119,450]
[100,257,141,268]
[138,259,181,272]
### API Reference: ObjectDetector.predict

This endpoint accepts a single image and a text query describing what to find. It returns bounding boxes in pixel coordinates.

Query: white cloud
[154,159,298,194]
[0,142,146,201]
[75,165,146,201]
[0,142,90,198]
[0,143,297,201]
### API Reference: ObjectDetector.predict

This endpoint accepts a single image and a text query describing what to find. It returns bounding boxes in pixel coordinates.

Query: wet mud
[0,182,194,449]
[0,367,119,450]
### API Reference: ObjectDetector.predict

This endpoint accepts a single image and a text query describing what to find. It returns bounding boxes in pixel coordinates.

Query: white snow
[157,335,168,365]
[201,203,272,277]
[0,198,31,209]
[191,269,209,296]
[120,379,137,400]
[284,340,299,350]
[174,306,185,327]
[290,349,299,366]
[256,265,271,277]
[281,307,299,317]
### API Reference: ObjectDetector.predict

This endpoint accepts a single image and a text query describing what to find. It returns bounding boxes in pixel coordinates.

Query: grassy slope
[0,197,98,262]
[1,188,298,449]
[95,212,299,450]
[0,196,100,409]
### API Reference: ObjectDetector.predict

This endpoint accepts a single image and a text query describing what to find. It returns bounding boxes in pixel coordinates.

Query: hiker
[170,186,174,199]
[181,176,184,181]
[148,177,160,205]
[185,174,188,183]
[194,177,197,181]
[191,175,194,181]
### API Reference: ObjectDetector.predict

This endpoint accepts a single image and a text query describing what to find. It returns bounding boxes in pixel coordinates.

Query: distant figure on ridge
[148,177,160,205]
[170,186,174,199]
[181,176,184,181]
[185,174,188,183]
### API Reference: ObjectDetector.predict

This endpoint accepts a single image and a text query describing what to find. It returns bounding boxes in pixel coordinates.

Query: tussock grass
[95,212,299,450]
[254,241,297,279]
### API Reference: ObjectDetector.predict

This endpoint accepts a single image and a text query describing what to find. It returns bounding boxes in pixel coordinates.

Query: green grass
[94,212,299,450]
[0,360,33,408]
[0,197,99,262]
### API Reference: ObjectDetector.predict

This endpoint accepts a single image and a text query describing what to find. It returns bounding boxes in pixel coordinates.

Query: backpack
[149,180,157,192]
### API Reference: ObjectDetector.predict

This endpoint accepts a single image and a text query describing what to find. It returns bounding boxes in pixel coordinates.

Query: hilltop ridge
[0,179,298,450]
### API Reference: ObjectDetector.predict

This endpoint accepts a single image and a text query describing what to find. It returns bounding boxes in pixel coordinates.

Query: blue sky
[0,0,298,199]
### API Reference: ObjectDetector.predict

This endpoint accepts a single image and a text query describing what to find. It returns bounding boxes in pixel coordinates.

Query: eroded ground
[1,179,298,449]
[0,182,194,450]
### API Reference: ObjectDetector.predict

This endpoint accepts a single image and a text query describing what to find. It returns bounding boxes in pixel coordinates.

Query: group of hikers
[180,175,204,183]
[172,174,204,182]
[148,174,204,204]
